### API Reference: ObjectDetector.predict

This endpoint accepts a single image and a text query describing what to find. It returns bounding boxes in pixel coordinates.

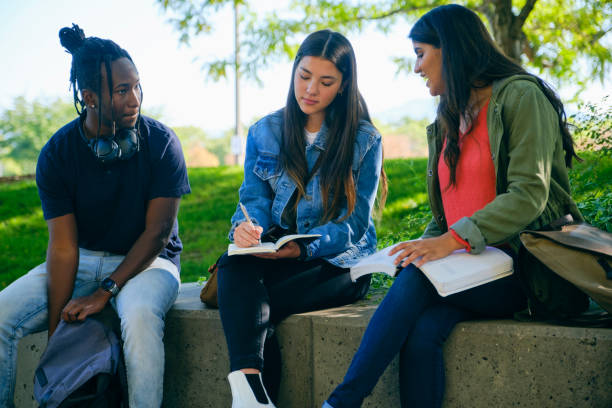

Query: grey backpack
[34,318,127,407]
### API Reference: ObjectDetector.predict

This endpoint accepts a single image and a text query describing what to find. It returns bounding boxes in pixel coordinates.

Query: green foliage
[569,151,612,232]
[156,0,611,87]
[568,97,612,232]
[0,97,76,176]
[0,180,46,289]
[177,166,244,281]
[523,0,612,86]
[370,158,430,289]
[569,97,611,155]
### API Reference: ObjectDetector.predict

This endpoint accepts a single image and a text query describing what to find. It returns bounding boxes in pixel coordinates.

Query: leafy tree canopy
[157,0,611,88]
[0,97,76,176]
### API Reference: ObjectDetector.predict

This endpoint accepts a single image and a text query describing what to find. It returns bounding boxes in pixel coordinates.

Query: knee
[119,303,164,341]
[217,254,254,290]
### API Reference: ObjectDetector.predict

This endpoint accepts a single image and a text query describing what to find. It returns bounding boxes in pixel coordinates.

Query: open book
[228,234,321,256]
[350,244,513,297]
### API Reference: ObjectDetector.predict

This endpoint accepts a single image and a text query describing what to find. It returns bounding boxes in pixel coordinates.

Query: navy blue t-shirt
[36,115,191,271]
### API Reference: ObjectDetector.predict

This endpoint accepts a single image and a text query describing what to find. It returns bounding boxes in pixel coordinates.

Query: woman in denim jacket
[324,5,582,408]
[217,29,387,407]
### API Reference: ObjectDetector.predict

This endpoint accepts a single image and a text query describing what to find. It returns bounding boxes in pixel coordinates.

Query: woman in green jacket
[323,4,582,408]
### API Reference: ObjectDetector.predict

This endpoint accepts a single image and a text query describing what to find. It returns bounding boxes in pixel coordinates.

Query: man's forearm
[109,224,171,288]
[107,197,179,291]
[46,245,79,335]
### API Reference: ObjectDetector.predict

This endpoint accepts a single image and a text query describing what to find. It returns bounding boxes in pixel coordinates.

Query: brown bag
[520,222,612,315]
[200,261,219,308]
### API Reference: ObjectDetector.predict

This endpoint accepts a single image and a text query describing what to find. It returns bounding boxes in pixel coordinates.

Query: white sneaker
[227,370,276,407]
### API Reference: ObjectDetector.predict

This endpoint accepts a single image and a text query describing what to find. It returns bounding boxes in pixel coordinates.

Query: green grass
[1,153,610,290]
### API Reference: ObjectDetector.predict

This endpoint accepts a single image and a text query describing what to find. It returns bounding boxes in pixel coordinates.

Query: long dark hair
[59,24,135,133]
[282,29,387,223]
[409,5,578,186]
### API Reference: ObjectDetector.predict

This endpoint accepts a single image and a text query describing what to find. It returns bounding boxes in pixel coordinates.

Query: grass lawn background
[1,153,610,290]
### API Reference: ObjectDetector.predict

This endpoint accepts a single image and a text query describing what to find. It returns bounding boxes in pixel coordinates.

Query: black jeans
[217,253,371,374]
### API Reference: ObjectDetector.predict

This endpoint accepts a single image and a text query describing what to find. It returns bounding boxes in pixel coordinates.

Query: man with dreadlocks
[0,24,190,407]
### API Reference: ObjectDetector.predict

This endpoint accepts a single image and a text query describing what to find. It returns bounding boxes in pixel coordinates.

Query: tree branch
[521,31,535,62]
[355,5,431,21]
[516,0,537,28]
[591,26,612,44]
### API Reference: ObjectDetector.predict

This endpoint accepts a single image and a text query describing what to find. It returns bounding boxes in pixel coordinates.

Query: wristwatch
[100,277,120,297]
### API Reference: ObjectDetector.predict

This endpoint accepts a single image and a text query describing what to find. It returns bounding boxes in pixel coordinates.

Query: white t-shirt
[305,129,318,145]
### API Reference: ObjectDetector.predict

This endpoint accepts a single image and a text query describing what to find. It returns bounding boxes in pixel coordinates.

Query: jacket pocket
[253,154,282,190]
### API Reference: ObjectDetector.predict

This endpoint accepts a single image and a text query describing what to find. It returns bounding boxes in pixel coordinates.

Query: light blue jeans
[0,248,180,408]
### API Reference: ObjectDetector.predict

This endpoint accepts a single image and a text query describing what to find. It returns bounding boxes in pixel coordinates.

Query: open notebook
[228,233,321,256]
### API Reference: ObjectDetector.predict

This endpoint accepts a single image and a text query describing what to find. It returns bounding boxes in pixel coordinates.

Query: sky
[1,0,610,138]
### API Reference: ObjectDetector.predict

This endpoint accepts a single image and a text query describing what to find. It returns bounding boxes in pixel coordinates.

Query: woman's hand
[253,241,301,260]
[234,221,263,247]
[388,232,465,268]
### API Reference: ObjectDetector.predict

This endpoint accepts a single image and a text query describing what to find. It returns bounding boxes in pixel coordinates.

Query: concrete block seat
[15,282,612,407]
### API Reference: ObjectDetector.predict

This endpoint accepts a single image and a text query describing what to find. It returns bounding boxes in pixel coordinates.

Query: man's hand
[234,221,263,247]
[388,232,465,268]
[253,241,301,260]
[61,288,111,323]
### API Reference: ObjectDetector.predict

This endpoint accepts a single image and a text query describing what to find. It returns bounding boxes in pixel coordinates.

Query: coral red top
[438,100,495,250]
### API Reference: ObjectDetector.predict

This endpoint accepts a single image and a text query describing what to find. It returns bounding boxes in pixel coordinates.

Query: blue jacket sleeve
[228,126,275,241]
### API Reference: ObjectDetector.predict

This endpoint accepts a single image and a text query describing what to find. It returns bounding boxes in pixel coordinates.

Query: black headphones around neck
[79,116,140,164]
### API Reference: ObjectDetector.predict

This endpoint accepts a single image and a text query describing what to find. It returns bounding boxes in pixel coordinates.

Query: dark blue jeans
[327,261,526,408]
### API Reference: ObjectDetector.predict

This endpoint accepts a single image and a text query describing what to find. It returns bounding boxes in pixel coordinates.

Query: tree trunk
[481,0,537,62]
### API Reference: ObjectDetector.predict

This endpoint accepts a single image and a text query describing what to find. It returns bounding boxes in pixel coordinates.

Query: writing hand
[234,221,263,247]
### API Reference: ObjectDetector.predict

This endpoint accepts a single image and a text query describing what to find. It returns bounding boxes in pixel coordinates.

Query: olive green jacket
[422,75,582,253]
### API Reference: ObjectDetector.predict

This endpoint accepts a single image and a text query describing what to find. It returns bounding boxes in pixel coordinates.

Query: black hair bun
[59,23,86,54]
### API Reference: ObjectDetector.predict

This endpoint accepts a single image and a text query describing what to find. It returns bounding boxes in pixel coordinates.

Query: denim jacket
[422,75,582,253]
[229,109,383,268]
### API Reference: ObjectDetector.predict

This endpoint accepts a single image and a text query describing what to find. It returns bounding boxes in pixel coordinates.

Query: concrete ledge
[16,283,612,407]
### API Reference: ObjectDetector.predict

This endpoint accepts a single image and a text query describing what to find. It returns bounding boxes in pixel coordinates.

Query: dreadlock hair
[282,29,387,223]
[58,24,135,135]
[409,5,579,186]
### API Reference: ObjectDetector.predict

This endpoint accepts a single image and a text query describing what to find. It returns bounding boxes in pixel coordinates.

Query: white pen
[239,202,260,244]
[239,202,254,227]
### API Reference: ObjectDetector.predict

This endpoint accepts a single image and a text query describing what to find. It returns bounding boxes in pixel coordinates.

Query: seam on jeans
[95,254,103,280]
[11,303,47,339]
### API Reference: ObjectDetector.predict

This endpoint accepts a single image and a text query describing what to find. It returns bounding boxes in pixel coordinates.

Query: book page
[228,242,277,256]
[420,247,513,296]
[349,245,401,281]
[274,234,321,250]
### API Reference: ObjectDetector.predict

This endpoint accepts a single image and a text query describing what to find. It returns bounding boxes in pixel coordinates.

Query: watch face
[101,278,118,295]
